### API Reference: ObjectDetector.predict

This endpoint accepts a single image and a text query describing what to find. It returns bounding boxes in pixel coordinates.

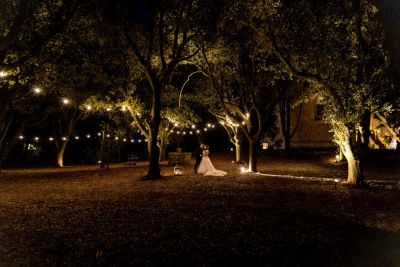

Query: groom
[193,143,204,174]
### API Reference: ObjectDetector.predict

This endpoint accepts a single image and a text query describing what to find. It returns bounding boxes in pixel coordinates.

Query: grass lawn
[0,152,399,266]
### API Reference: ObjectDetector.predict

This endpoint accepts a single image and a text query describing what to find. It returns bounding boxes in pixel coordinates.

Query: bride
[197,145,227,176]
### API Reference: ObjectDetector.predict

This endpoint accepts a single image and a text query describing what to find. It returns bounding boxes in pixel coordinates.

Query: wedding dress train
[197,150,227,176]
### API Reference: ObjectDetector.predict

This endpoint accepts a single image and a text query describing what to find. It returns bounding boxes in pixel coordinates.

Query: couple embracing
[194,143,227,176]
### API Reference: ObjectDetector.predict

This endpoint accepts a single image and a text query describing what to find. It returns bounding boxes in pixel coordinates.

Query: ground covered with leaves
[0,152,399,266]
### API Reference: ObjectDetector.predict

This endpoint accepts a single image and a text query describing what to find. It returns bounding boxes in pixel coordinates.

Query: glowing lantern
[174,165,183,176]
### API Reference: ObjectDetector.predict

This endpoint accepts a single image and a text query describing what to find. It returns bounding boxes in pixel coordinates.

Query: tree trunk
[280,98,292,156]
[356,111,371,186]
[145,129,161,178]
[341,139,363,185]
[57,141,68,167]
[143,82,161,179]
[0,119,28,171]
[99,132,106,169]
[333,123,363,186]
[159,133,168,162]
[235,141,242,163]
[337,146,344,162]
[248,138,257,172]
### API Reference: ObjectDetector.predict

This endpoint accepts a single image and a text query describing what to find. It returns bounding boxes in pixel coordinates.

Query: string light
[17,133,149,144]
[62,98,70,105]
[33,86,42,94]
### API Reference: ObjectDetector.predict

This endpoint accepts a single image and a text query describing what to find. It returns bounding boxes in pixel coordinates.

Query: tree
[0,0,82,168]
[247,0,394,185]
[199,36,279,172]
[101,0,218,179]
[36,2,118,167]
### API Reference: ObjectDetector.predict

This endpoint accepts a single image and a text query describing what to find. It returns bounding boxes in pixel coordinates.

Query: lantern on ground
[174,165,183,176]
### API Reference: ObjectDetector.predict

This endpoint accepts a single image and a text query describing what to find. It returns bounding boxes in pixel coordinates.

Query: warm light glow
[0,71,7,77]
[33,86,42,94]
[174,166,183,176]
[62,98,70,105]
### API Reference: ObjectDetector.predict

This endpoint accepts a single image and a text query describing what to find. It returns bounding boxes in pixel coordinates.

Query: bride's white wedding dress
[197,150,227,176]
